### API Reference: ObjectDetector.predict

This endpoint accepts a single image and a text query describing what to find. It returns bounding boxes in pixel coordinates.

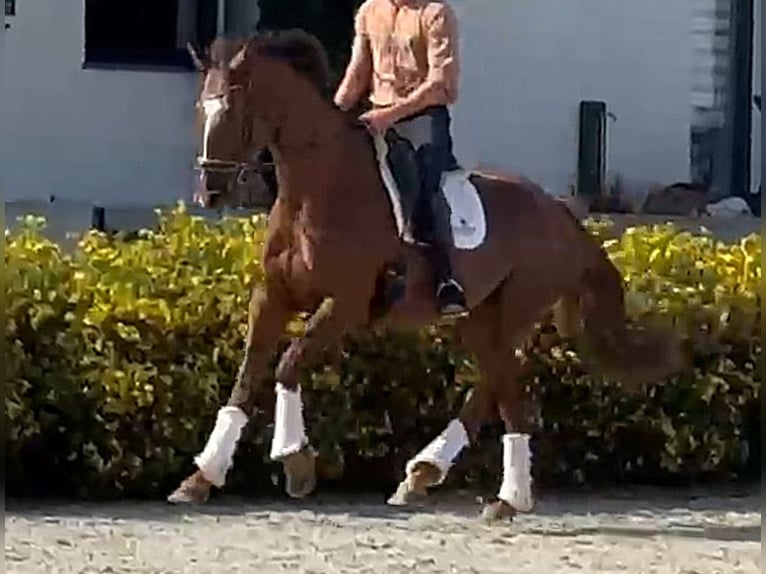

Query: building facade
[0,0,757,208]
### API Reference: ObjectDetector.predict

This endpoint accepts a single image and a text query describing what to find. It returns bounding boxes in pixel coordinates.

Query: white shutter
[751,0,761,195]
[690,0,733,129]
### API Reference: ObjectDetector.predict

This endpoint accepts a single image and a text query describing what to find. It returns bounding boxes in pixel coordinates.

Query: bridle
[193,153,276,209]
[194,156,270,187]
[194,82,274,191]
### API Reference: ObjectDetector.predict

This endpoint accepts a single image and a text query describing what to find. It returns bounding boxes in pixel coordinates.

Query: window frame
[82,0,219,73]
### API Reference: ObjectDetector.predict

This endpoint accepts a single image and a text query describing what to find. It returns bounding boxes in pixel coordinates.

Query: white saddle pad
[373,133,487,251]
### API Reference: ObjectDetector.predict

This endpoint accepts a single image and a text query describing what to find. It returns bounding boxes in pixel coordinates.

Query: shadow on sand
[6,485,761,544]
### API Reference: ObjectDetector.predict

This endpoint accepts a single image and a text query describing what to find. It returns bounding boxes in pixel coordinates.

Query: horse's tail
[553,244,688,392]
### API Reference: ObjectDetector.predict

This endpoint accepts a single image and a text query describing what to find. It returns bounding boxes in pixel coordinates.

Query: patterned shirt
[340,0,460,108]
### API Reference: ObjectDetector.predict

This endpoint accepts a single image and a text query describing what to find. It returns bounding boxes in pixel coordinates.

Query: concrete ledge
[5,200,760,253]
[4,199,267,250]
[5,198,96,250]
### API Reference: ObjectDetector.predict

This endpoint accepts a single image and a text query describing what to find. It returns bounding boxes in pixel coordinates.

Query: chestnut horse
[167,30,685,520]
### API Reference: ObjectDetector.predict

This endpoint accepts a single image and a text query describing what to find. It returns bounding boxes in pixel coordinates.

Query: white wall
[0,0,715,205]
[450,0,695,197]
[0,0,201,205]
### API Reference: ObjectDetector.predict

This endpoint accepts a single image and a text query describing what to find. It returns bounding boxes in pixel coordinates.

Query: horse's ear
[228,41,251,71]
[186,42,207,72]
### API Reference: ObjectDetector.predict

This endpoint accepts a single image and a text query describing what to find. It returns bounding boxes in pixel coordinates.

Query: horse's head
[189,31,331,209]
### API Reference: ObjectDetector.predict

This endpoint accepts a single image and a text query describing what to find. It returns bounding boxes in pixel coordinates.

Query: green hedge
[4,207,761,499]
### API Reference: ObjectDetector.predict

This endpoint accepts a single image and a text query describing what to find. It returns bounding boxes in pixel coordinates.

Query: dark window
[84,0,218,70]
[258,0,361,83]
[5,0,15,16]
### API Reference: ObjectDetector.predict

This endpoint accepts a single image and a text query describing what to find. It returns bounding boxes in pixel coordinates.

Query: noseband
[196,157,253,185]
[195,154,275,187]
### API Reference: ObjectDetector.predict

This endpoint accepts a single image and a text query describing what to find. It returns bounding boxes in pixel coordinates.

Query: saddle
[373,129,487,252]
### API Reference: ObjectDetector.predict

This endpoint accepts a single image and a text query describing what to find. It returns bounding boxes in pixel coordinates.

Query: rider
[333,0,468,318]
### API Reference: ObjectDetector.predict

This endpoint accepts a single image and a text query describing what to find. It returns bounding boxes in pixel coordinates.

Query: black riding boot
[425,243,468,318]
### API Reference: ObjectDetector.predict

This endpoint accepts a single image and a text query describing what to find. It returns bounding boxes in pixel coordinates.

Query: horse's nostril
[193,191,207,207]
[194,190,222,209]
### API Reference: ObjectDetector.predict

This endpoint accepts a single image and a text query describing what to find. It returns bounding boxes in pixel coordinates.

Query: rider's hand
[358,107,397,134]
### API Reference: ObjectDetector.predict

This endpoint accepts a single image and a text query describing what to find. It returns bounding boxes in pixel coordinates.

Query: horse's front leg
[270,296,366,499]
[167,285,292,505]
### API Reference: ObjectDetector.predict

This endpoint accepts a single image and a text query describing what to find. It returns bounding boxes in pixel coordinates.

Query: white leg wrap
[269,383,309,460]
[497,433,534,512]
[194,406,249,488]
[405,418,470,484]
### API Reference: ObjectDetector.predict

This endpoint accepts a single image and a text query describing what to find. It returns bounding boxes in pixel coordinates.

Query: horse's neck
[268,118,387,229]
[270,86,340,152]
[260,76,390,228]
[268,95,359,200]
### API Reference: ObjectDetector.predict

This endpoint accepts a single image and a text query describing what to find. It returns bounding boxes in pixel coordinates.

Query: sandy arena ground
[5,488,761,574]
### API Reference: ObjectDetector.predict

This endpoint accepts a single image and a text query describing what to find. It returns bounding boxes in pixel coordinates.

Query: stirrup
[439,303,469,319]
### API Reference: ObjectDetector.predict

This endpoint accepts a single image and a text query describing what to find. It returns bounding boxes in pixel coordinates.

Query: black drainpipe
[576,100,607,201]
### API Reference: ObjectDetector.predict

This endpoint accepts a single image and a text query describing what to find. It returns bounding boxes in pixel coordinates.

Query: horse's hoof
[481,499,517,523]
[386,479,427,507]
[282,446,317,499]
[386,462,439,506]
[166,471,212,505]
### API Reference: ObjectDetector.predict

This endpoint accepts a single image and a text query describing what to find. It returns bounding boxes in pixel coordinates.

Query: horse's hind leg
[393,346,533,520]
[475,285,541,522]
[387,279,541,521]
[386,290,502,506]
[478,354,535,522]
[386,372,496,506]
[167,285,292,505]
[391,347,535,521]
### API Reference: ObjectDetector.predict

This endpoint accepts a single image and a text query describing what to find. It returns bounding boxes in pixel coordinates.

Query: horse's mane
[206,30,368,136]
[208,29,331,96]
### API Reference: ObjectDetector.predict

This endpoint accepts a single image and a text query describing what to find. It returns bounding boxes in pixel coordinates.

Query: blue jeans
[386,105,460,286]
[389,106,457,241]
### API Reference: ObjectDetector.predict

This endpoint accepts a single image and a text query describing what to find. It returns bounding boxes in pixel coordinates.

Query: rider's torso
[362,0,457,108]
